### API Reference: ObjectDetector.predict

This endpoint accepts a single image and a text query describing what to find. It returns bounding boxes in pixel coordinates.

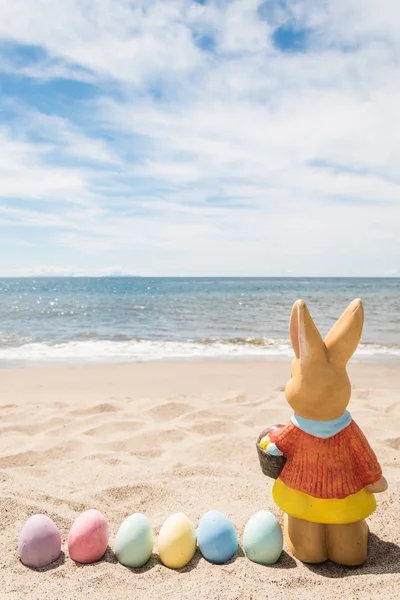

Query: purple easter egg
[19,514,61,568]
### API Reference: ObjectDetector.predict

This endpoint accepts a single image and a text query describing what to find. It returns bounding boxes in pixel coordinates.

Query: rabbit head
[284,298,364,421]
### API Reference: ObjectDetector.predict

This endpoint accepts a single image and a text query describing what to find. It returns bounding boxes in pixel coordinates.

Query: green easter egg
[115,513,154,568]
[243,510,283,565]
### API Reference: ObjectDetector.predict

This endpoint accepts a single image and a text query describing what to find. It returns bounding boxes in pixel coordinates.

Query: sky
[0,0,399,277]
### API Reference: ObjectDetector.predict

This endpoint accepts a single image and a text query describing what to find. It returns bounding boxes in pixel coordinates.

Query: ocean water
[0,277,399,366]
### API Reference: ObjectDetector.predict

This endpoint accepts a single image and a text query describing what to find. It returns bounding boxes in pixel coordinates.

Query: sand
[1,359,399,599]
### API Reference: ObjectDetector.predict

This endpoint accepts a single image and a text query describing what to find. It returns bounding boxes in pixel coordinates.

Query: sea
[0,277,399,367]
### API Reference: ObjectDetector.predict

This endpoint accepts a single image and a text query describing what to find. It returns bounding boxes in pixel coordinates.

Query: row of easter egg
[19,509,283,570]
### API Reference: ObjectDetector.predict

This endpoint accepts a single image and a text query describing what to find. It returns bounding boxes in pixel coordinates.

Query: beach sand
[1,360,399,599]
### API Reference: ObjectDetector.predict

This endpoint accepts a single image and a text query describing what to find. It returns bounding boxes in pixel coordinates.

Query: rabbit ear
[324,299,364,367]
[289,299,327,363]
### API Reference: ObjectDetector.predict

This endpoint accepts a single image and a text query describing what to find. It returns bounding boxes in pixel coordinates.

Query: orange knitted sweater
[269,420,382,499]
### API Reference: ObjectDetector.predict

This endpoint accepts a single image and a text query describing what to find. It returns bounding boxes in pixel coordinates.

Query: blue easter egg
[197,510,238,564]
[243,511,283,565]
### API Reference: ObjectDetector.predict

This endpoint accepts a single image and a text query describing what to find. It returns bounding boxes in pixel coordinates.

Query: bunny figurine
[260,298,387,566]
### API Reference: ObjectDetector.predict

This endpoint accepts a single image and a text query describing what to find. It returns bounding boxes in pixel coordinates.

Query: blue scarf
[291,411,352,438]
[266,411,352,457]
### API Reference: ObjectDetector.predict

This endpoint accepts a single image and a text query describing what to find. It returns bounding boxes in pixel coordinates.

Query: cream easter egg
[68,509,109,564]
[19,514,61,569]
[115,513,154,568]
[157,513,196,569]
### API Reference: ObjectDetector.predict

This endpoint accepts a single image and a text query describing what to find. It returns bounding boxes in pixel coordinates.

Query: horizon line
[0,275,399,280]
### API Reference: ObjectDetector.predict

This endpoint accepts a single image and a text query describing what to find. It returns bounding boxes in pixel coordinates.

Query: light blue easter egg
[114,513,154,568]
[197,510,238,564]
[243,511,283,565]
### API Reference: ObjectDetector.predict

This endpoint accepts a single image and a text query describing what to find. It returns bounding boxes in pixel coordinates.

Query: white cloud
[28,113,117,164]
[293,0,400,48]
[0,0,204,84]
[0,127,96,203]
[0,0,399,276]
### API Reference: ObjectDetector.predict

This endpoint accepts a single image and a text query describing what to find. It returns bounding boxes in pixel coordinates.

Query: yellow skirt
[272,479,376,524]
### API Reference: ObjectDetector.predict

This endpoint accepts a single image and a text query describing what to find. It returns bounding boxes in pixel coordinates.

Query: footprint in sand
[101,483,160,505]
[384,401,400,414]
[129,448,163,459]
[172,464,238,479]
[145,401,191,422]
[275,385,286,392]
[383,437,400,450]
[181,409,217,421]
[153,428,188,444]
[222,392,247,405]
[84,420,145,437]
[34,493,87,514]
[0,442,79,469]
[70,403,119,416]
[191,420,237,436]
[353,389,370,400]
[0,417,69,437]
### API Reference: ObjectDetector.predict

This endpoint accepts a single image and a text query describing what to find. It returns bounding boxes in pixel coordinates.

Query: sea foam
[0,338,398,367]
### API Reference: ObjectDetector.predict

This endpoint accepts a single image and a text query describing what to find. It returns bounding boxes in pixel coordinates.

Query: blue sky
[0,0,399,277]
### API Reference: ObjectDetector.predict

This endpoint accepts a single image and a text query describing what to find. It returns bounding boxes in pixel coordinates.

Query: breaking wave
[0,337,398,366]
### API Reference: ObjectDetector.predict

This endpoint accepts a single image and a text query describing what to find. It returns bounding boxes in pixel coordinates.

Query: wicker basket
[256,424,286,479]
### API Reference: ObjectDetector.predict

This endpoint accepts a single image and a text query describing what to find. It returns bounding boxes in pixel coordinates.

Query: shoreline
[0,350,400,370]
[1,358,399,394]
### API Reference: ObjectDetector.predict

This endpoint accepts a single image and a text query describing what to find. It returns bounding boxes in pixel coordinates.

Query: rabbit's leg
[326,520,369,566]
[284,514,328,563]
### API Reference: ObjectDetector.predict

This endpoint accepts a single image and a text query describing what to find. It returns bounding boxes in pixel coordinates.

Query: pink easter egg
[19,514,61,569]
[68,509,109,564]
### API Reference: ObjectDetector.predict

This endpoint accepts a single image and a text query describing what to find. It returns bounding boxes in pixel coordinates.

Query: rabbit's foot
[326,520,369,566]
[284,514,328,563]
